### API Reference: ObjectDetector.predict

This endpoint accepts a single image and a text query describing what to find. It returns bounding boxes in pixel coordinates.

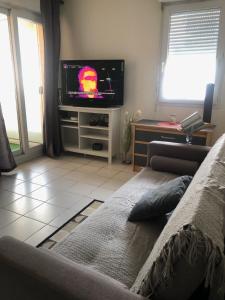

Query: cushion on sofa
[150,155,199,175]
[128,176,192,222]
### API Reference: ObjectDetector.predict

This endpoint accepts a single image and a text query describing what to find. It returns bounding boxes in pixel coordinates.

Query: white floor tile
[28,186,57,201]
[100,179,124,191]
[5,197,43,215]
[112,171,135,181]
[96,167,120,178]
[0,209,21,228]
[88,160,108,167]
[7,182,42,196]
[25,203,65,224]
[0,176,24,190]
[49,209,79,228]
[77,174,107,187]
[47,192,85,208]
[64,170,87,181]
[30,169,62,184]
[68,182,97,196]
[50,196,92,228]
[46,178,75,191]
[13,170,41,181]
[79,165,103,174]
[55,161,84,170]
[0,191,22,208]
[0,217,45,241]
[91,187,113,202]
[46,167,70,176]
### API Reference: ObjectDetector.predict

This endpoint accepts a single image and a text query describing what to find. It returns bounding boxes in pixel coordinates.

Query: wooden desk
[132,119,215,171]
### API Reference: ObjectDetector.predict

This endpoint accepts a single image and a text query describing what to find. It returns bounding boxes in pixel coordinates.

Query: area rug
[38,200,103,249]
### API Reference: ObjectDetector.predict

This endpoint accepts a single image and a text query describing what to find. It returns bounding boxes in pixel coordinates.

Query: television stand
[58,105,121,163]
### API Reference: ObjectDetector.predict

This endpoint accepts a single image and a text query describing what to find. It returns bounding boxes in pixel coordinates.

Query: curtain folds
[0,104,16,172]
[40,0,62,157]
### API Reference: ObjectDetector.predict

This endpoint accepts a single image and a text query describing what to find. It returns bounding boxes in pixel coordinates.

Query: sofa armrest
[0,236,144,300]
[147,141,210,166]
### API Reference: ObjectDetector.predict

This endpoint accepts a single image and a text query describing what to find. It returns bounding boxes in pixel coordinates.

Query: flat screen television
[61,60,124,107]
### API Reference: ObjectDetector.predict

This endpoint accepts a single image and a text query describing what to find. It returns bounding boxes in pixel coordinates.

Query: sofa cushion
[150,155,199,175]
[131,134,225,300]
[128,176,192,222]
[52,168,177,288]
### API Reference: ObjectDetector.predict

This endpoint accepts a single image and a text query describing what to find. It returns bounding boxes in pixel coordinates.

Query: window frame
[158,0,224,105]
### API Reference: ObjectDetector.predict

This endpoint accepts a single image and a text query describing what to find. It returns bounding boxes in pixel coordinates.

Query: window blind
[168,8,221,54]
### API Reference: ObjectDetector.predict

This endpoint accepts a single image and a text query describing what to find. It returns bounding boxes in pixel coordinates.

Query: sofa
[0,135,225,300]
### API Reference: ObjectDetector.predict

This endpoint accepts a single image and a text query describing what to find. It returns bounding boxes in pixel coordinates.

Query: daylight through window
[161,7,221,102]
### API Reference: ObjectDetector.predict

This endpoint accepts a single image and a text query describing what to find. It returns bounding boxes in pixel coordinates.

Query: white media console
[59,105,121,163]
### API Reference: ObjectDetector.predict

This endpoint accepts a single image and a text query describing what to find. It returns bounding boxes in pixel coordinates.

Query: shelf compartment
[80,125,109,131]
[61,127,79,149]
[80,127,109,140]
[80,134,109,141]
[61,125,78,129]
[63,144,107,157]
[80,138,108,157]
[60,110,78,122]
[61,118,78,123]
[79,112,109,127]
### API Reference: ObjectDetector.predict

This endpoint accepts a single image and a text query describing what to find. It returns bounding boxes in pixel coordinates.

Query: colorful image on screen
[61,60,124,107]
[78,66,103,99]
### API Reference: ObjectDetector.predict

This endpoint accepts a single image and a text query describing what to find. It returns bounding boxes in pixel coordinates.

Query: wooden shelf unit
[59,105,121,163]
[132,119,215,171]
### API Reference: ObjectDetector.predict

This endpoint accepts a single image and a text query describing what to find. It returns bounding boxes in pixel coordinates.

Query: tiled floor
[0,154,136,246]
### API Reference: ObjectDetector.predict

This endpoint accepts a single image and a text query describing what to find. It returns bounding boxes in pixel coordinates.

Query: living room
[0,0,225,299]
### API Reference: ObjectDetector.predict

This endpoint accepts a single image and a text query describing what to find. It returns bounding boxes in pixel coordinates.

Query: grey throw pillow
[128,176,192,222]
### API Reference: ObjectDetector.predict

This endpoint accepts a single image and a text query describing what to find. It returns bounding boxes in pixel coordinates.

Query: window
[159,2,221,103]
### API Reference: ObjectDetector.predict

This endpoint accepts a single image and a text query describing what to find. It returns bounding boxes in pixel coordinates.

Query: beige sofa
[0,136,225,300]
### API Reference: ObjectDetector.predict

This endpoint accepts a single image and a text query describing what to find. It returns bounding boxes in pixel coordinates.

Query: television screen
[61,60,124,107]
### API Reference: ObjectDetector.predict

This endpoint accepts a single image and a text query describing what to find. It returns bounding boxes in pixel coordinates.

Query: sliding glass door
[0,11,21,153]
[0,8,44,157]
[18,17,44,149]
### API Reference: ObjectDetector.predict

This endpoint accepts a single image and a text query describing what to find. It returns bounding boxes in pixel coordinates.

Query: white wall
[60,0,162,117]
[0,0,40,12]
[60,0,225,142]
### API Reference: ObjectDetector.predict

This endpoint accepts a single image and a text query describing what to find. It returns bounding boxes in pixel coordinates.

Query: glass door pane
[0,13,21,153]
[17,17,43,148]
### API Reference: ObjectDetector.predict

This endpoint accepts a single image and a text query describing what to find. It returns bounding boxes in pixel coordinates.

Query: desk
[132,119,215,171]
